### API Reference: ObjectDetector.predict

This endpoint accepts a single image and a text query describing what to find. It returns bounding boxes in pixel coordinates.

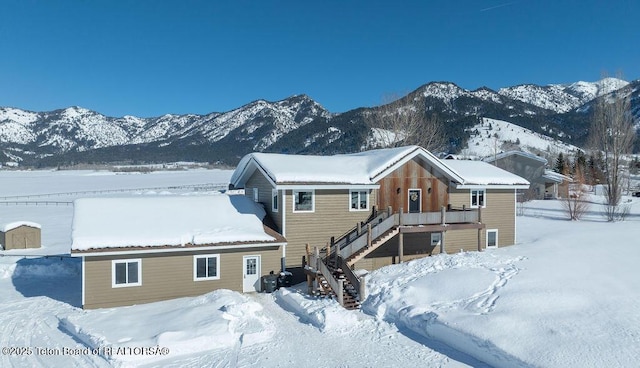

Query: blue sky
[1,0,638,117]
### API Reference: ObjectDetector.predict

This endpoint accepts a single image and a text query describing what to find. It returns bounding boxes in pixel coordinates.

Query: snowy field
[1,169,639,367]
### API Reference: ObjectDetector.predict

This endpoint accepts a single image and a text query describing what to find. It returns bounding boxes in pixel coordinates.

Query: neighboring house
[70,195,286,309]
[484,151,571,200]
[230,146,530,283]
[0,222,41,250]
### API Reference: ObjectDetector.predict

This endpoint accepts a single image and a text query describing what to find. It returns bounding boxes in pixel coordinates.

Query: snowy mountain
[0,78,636,166]
[498,77,629,113]
[0,95,331,165]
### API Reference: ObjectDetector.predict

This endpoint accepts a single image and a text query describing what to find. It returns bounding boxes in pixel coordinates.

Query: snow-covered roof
[231,146,464,187]
[484,150,547,165]
[231,146,532,189]
[2,221,41,232]
[543,170,573,183]
[71,195,277,252]
[444,160,530,187]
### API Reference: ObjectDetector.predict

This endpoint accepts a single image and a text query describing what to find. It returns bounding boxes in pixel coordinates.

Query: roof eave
[70,241,287,257]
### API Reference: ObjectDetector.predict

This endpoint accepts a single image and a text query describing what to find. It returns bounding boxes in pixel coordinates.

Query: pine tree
[554,153,567,174]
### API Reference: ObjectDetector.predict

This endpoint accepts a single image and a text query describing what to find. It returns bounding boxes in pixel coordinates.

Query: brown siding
[83,245,282,309]
[245,171,282,232]
[377,158,449,213]
[284,189,376,267]
[1,226,41,250]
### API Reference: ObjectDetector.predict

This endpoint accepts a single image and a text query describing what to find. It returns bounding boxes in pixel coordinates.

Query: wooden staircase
[306,206,483,309]
[306,247,365,310]
[344,226,399,267]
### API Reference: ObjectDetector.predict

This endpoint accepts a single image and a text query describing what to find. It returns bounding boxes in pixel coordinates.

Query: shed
[1,222,42,250]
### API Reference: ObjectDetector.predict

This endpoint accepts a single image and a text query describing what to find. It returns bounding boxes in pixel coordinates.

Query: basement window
[112,259,142,288]
[487,229,498,248]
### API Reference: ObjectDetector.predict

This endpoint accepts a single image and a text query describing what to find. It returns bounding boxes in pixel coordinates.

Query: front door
[243,255,261,292]
[408,189,421,213]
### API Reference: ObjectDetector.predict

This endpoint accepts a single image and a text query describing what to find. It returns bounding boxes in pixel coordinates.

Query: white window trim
[470,189,486,208]
[272,189,279,212]
[407,188,422,213]
[349,189,369,211]
[193,254,221,281]
[112,258,142,288]
[431,232,442,246]
[253,188,259,202]
[293,189,315,213]
[486,229,498,248]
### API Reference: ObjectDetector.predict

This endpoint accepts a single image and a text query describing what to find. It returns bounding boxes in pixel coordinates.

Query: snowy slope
[460,117,580,159]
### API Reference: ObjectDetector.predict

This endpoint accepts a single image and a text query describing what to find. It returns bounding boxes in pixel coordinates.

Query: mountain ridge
[1,78,637,167]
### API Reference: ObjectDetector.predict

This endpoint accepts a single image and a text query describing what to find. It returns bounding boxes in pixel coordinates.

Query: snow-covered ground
[1,169,639,367]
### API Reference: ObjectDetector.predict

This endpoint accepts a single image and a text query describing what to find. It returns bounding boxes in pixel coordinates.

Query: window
[194,254,220,281]
[486,229,498,248]
[272,189,278,212]
[253,188,259,202]
[293,190,314,212]
[471,189,486,208]
[112,259,141,288]
[350,190,369,211]
[431,232,442,246]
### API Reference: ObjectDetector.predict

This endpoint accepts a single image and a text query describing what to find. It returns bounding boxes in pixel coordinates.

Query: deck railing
[332,206,481,261]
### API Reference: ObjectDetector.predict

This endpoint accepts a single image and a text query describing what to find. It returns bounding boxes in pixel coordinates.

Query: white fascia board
[233,157,277,189]
[70,242,287,258]
[456,184,531,190]
[276,184,379,190]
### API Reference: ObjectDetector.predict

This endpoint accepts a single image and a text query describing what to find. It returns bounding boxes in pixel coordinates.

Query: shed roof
[71,195,276,252]
[2,221,41,232]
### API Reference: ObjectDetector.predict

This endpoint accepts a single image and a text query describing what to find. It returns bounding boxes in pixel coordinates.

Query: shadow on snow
[12,256,82,308]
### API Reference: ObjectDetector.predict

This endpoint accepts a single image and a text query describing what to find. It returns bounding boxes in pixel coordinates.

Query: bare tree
[588,83,635,221]
[365,94,445,152]
[561,166,590,220]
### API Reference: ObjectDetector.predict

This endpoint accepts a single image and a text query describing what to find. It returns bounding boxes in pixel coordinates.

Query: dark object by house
[633,191,640,197]
[262,273,278,293]
[278,271,293,288]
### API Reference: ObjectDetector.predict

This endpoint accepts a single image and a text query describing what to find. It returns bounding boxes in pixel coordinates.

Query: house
[70,195,286,309]
[230,146,529,282]
[484,151,571,200]
[0,221,41,250]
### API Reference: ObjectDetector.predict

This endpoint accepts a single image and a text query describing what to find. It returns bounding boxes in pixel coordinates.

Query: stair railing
[338,256,366,300]
[312,248,344,306]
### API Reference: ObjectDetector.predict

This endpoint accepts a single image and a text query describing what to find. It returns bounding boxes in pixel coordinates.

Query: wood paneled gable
[377,157,449,213]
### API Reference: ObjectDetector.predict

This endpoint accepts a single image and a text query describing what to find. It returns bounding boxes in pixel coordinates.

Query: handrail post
[441,205,446,225]
[357,222,361,236]
[359,274,367,300]
[478,206,482,223]
[367,223,372,248]
[399,207,403,225]
[337,279,344,306]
